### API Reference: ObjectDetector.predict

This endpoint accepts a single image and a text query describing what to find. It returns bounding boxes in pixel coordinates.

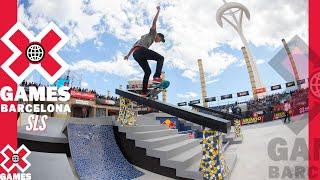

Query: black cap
[157,33,165,43]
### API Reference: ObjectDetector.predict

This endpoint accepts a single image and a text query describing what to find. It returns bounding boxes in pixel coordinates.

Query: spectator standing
[283,101,291,123]
[82,106,87,118]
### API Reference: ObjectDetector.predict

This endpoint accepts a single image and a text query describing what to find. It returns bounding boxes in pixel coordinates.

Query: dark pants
[133,47,164,93]
[284,111,291,123]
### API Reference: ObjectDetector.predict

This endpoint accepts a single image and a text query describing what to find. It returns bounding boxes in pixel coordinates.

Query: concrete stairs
[115,115,237,180]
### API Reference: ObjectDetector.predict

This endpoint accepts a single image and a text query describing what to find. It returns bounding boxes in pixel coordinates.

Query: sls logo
[1,22,69,84]
[0,145,31,180]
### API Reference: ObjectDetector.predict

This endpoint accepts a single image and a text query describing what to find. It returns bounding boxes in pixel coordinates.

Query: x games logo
[0,145,31,173]
[1,22,69,84]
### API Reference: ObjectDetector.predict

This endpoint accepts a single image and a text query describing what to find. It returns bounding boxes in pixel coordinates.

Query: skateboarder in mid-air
[124,6,165,96]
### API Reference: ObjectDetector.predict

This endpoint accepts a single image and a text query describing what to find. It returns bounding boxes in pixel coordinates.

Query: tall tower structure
[216,0,264,98]
[282,39,301,89]
[197,59,208,107]
[241,47,258,99]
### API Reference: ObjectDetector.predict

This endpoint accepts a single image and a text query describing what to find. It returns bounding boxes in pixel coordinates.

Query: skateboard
[146,80,170,99]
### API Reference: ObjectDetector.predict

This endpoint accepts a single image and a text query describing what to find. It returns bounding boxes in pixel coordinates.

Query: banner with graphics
[205,97,216,102]
[221,94,232,100]
[286,81,296,87]
[241,116,264,125]
[156,117,178,129]
[70,90,96,100]
[237,91,249,97]
[239,105,309,125]
[253,87,266,94]
[271,85,282,91]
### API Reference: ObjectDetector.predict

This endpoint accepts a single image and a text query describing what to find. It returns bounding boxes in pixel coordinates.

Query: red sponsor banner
[253,87,266,94]
[309,0,320,179]
[0,0,17,174]
[291,105,309,116]
[273,106,308,120]
[70,90,96,100]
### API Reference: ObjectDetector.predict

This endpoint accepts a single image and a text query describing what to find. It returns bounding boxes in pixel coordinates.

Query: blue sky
[18,0,308,105]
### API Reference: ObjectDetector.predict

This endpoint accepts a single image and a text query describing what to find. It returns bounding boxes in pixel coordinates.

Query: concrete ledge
[25,152,75,180]
[18,118,67,143]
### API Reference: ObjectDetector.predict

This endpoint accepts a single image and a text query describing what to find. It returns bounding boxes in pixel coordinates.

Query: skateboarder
[124,6,165,96]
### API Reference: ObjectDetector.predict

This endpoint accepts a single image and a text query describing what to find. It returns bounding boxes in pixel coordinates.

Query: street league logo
[1,22,69,84]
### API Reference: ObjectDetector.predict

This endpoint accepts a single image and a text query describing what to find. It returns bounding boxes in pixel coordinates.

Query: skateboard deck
[146,80,170,99]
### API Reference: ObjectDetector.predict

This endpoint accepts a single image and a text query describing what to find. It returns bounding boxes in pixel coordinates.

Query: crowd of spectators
[20,81,120,105]
[213,103,242,116]
[70,87,96,94]
[246,93,288,113]
[96,94,119,102]
[21,81,45,88]
[211,88,308,117]
[287,88,308,110]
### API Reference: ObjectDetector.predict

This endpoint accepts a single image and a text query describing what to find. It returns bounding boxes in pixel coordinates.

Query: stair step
[222,141,230,152]
[177,159,203,180]
[225,132,234,140]
[136,117,160,125]
[114,116,160,125]
[191,124,202,131]
[118,125,168,133]
[135,134,189,149]
[117,125,130,133]
[161,145,202,169]
[185,158,201,172]
[224,152,237,180]
[147,139,201,160]
[184,121,193,127]
[137,116,151,120]
[129,129,178,140]
[130,125,168,132]
[177,151,237,180]
[178,119,202,131]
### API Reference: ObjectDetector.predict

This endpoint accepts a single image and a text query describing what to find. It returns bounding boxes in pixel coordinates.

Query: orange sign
[254,87,266,94]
